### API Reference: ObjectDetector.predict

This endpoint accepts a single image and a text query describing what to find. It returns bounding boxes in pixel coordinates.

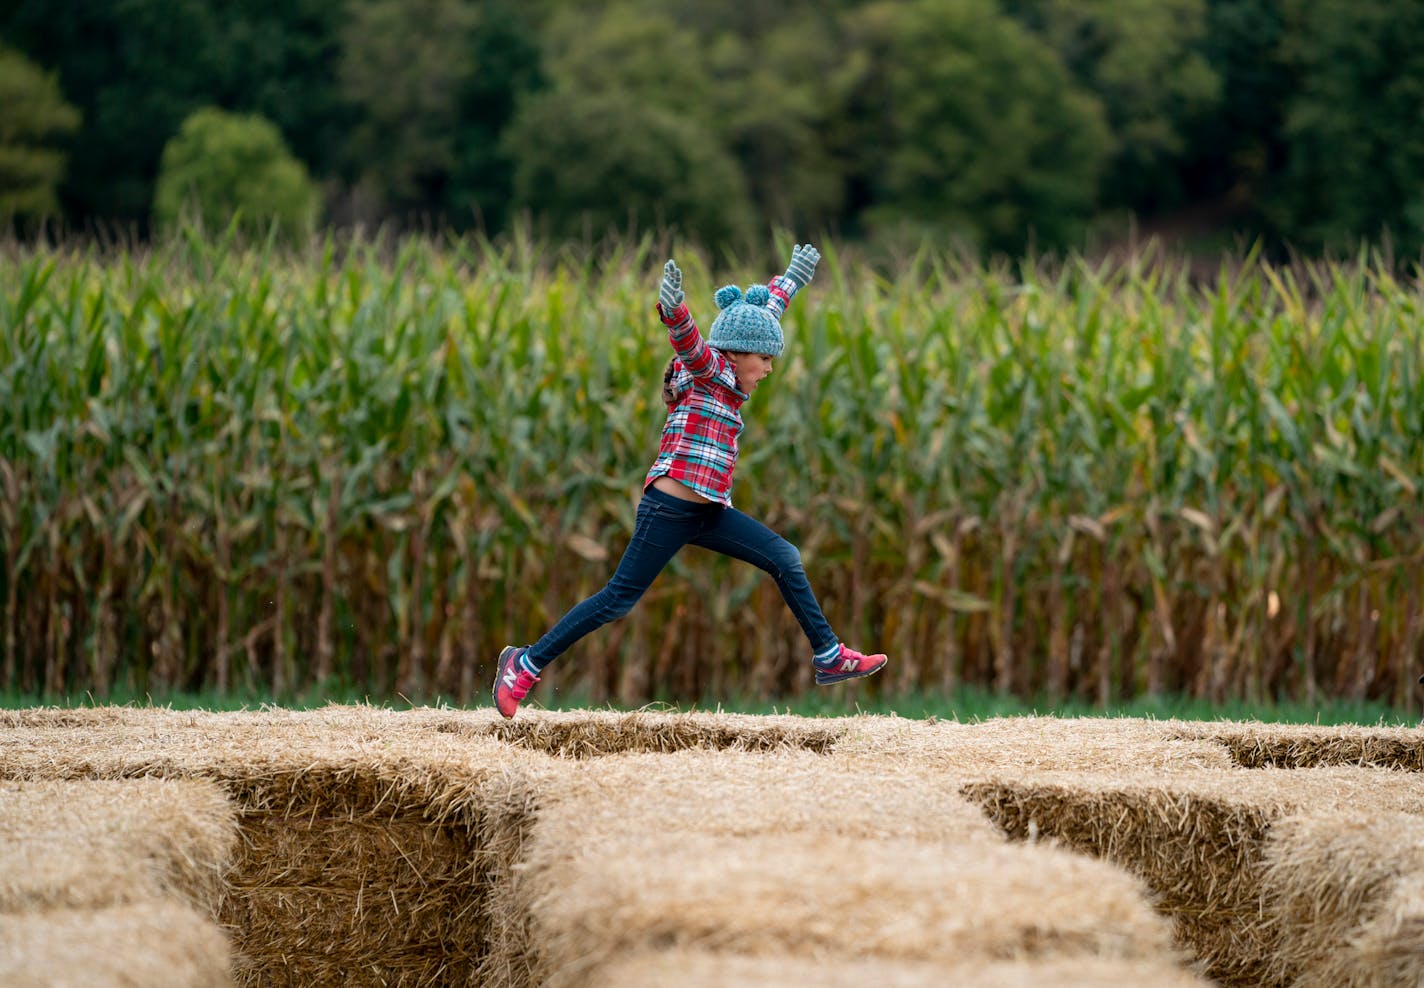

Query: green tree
[535,1,854,232]
[1183,0,1290,223]
[1269,0,1424,255]
[848,0,1111,254]
[444,1,545,232]
[1,0,343,230]
[503,88,753,246]
[339,0,477,219]
[0,45,80,221]
[153,107,319,242]
[701,16,860,231]
[1006,0,1222,214]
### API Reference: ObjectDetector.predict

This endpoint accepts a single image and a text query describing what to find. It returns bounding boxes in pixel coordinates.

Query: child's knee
[768,540,804,578]
[597,582,644,621]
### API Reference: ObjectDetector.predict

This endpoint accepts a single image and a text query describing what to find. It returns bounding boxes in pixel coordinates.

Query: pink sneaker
[814,644,888,685]
[492,646,540,719]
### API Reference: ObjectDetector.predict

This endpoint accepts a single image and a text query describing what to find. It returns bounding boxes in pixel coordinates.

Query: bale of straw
[1263,810,1424,987]
[1171,721,1424,771]
[833,714,1236,773]
[0,706,557,988]
[0,778,236,914]
[506,749,1186,988]
[962,766,1424,986]
[595,949,1214,987]
[0,901,233,988]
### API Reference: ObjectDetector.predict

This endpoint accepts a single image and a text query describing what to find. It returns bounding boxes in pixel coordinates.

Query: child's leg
[690,507,840,661]
[522,490,710,673]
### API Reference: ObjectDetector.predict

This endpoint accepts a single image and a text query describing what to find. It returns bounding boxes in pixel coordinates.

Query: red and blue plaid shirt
[644,276,797,506]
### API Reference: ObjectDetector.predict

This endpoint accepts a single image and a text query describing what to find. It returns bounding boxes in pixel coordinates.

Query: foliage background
[2,235,1421,708]
[2,0,1424,257]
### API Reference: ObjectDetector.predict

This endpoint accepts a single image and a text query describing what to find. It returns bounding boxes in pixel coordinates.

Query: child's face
[729,352,775,393]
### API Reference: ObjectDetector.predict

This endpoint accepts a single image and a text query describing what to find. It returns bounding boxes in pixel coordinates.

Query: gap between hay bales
[1175,726,1424,772]
[215,764,541,987]
[963,781,1279,988]
[440,711,844,758]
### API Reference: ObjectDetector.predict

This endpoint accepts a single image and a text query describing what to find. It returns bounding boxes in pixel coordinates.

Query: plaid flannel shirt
[643,275,800,506]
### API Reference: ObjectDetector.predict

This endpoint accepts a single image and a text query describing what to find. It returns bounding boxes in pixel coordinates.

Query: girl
[493,244,887,718]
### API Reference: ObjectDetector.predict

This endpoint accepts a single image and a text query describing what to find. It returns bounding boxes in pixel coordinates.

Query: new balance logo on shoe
[814,645,888,686]
[502,669,519,689]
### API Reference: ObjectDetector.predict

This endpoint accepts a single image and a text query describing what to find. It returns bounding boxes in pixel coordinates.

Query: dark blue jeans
[525,486,838,672]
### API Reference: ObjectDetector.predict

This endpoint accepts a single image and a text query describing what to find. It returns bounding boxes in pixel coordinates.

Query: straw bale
[831,714,1235,773]
[0,706,560,988]
[0,900,232,987]
[0,778,236,914]
[530,747,1001,841]
[1346,875,1424,988]
[962,766,1424,986]
[1171,721,1424,771]
[503,749,1184,988]
[594,948,1213,987]
[9,707,1424,988]
[1263,810,1424,987]
[522,829,1180,986]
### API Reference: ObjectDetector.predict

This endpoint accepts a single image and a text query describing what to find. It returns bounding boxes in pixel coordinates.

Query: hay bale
[0,901,233,987]
[834,714,1235,773]
[962,766,1424,986]
[595,949,1213,987]
[0,778,236,913]
[506,749,1187,988]
[1263,810,1424,987]
[0,705,556,987]
[216,803,485,985]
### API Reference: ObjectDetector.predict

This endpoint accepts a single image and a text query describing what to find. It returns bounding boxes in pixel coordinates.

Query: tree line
[3,0,1424,257]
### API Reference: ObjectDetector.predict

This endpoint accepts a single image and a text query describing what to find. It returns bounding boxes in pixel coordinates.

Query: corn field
[2,231,1422,706]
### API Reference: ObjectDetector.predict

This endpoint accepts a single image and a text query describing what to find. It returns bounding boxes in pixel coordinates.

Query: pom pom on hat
[714,285,743,309]
[707,282,784,358]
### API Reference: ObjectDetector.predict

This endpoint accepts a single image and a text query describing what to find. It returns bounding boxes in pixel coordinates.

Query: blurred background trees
[153,108,319,241]
[2,0,1423,257]
[0,45,80,224]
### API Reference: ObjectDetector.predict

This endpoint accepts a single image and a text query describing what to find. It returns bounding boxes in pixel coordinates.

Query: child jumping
[493,244,887,718]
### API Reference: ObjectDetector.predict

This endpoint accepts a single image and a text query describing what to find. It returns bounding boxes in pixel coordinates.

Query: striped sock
[518,650,542,676]
[812,642,842,668]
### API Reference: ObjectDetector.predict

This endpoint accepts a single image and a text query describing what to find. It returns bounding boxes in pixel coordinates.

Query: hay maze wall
[2,707,1422,986]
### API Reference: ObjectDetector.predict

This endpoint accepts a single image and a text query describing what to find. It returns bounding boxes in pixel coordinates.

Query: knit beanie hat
[706,284,783,357]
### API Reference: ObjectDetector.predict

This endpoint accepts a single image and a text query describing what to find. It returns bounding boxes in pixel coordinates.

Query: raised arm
[765,243,820,320]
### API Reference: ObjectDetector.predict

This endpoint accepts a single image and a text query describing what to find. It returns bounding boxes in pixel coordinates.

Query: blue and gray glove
[659,259,684,313]
[783,243,820,291]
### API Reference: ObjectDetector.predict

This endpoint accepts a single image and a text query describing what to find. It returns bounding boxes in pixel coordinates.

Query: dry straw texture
[595,950,1213,987]
[5,706,1424,987]
[1172,720,1424,771]
[1263,810,1424,988]
[0,705,556,986]
[964,764,1424,986]
[833,713,1238,772]
[0,778,236,913]
[0,901,234,988]
[506,747,1202,987]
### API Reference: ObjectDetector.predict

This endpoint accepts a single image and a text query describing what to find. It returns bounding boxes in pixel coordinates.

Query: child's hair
[660,350,753,410]
[661,355,681,409]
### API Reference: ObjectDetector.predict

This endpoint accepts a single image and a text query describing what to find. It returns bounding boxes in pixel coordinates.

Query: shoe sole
[814,657,887,685]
